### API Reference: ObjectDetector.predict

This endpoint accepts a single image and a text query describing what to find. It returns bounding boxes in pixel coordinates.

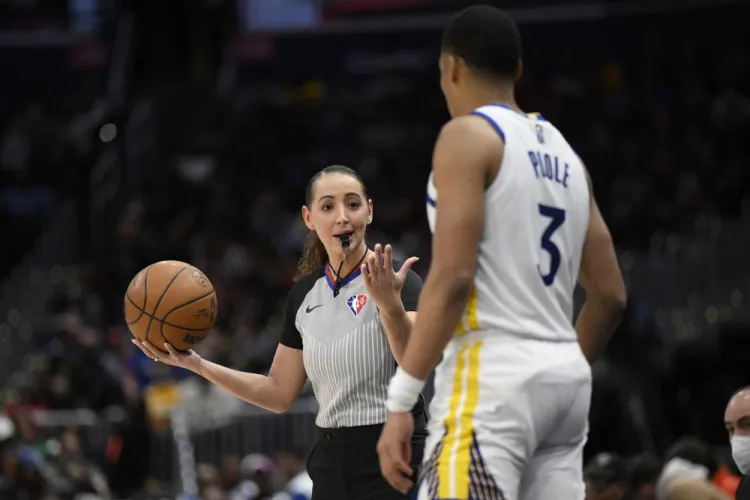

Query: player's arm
[575,169,627,362]
[389,115,500,389]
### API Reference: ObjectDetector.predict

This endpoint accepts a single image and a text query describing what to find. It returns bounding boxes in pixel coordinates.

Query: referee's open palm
[361,244,418,312]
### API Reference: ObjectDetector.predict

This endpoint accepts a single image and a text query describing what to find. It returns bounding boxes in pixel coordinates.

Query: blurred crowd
[0,4,749,499]
[0,65,107,280]
[582,438,743,500]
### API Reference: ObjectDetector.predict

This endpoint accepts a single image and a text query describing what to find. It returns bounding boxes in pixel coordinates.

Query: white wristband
[386,367,426,413]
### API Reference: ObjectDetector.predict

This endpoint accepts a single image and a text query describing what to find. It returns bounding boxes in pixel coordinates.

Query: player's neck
[329,243,370,278]
[462,84,519,115]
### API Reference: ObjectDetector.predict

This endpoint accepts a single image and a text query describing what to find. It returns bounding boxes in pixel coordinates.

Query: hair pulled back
[296,165,368,280]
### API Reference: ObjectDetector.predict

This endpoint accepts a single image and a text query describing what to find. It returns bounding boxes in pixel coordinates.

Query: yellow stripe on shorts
[455,285,480,335]
[437,339,483,499]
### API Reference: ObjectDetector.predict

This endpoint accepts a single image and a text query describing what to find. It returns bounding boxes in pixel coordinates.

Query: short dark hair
[441,5,522,81]
[664,437,719,478]
[627,453,662,488]
[584,452,628,488]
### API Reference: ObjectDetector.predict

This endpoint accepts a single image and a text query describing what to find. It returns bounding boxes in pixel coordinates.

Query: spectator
[655,438,731,500]
[625,453,661,500]
[272,448,312,500]
[585,452,629,500]
[725,387,750,498]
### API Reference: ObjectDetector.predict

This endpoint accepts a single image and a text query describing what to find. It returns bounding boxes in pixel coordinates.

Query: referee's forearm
[197,359,289,413]
[379,302,413,364]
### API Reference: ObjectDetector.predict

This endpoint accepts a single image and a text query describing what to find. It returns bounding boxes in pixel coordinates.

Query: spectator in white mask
[725,387,750,499]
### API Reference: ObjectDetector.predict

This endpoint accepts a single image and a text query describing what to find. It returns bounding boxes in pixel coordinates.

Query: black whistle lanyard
[330,246,369,297]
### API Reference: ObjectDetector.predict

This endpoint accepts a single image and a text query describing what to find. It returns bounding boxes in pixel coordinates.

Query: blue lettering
[543,154,553,179]
[527,150,571,189]
[553,156,562,184]
[528,151,540,178]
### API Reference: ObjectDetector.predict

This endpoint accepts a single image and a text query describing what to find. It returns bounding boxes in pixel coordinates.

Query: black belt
[316,409,428,444]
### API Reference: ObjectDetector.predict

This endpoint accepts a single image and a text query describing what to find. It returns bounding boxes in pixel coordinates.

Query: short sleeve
[400,269,423,312]
[279,290,303,350]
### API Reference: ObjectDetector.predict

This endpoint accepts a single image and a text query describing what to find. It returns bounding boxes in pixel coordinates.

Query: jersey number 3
[538,204,566,286]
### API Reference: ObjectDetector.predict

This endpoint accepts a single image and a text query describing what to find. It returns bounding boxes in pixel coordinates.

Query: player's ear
[514,59,523,82]
[367,199,373,225]
[448,54,461,84]
[301,205,314,231]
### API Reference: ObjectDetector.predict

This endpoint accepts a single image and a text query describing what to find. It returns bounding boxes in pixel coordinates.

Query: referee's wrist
[387,367,426,413]
[378,298,405,318]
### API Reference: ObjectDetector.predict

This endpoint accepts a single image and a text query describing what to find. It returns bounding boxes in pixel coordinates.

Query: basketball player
[377,6,627,500]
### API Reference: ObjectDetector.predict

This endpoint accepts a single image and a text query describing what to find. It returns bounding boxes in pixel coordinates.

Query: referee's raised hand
[361,243,419,313]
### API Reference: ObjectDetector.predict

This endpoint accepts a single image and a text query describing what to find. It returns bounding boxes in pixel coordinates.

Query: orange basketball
[124,260,217,353]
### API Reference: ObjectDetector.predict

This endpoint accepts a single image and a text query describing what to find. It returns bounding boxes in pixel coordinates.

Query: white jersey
[426,104,590,343]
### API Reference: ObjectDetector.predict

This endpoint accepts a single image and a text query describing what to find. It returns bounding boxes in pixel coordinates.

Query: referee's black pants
[307,409,427,500]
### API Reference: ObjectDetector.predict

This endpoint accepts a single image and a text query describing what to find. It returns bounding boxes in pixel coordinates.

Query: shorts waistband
[447,328,579,346]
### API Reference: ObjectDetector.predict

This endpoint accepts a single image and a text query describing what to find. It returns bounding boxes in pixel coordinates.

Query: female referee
[133,165,427,499]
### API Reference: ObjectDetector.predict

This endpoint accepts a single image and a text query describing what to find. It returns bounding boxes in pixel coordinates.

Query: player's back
[426,104,589,343]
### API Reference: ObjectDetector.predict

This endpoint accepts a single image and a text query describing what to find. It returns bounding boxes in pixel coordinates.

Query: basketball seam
[125,293,143,324]
[125,294,144,325]
[145,264,190,348]
[160,289,216,344]
[142,265,151,311]
[161,289,216,321]
[148,319,192,353]
[124,265,152,325]
[136,317,191,353]
[126,292,216,331]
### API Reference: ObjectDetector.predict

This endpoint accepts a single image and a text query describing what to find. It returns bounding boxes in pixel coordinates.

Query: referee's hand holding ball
[133,338,205,374]
[361,243,419,313]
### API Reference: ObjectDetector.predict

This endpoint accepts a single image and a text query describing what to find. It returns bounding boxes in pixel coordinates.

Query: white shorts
[417,331,592,500]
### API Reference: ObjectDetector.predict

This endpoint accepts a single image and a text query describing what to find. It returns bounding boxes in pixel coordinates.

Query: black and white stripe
[301,316,395,427]
[280,263,423,429]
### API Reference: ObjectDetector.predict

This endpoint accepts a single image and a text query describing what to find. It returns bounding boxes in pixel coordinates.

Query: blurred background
[0,0,749,498]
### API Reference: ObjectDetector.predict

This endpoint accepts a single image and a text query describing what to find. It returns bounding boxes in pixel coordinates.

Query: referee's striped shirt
[280,260,424,428]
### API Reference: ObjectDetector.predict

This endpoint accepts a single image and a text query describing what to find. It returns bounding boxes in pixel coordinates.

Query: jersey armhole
[470,110,508,196]
[470,110,506,144]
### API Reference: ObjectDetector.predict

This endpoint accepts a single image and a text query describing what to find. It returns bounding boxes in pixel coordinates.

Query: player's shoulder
[435,115,504,172]
[439,113,503,145]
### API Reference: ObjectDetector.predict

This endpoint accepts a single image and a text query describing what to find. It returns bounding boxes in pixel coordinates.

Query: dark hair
[584,452,628,488]
[627,454,662,489]
[664,437,719,478]
[441,5,522,81]
[296,165,367,280]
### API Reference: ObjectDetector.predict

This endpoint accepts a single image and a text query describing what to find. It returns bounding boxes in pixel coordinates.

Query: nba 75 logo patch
[347,294,368,316]
[535,123,545,144]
